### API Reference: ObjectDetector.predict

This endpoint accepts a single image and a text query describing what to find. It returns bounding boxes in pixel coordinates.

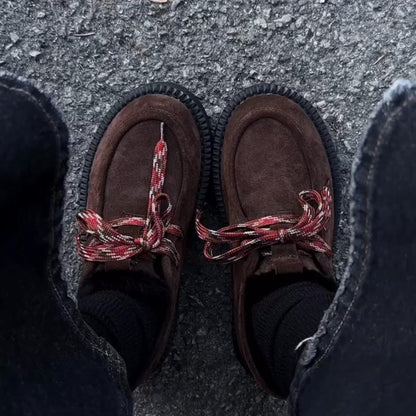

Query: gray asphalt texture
[1,0,415,415]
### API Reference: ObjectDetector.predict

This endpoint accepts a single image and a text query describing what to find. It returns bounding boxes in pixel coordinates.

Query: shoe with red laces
[76,83,211,387]
[196,84,339,396]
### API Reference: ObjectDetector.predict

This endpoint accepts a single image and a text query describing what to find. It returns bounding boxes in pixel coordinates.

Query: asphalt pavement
[1,0,415,414]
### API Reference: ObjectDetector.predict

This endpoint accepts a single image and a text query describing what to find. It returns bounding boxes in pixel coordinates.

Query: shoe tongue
[254,243,322,276]
[102,255,160,280]
[129,256,161,280]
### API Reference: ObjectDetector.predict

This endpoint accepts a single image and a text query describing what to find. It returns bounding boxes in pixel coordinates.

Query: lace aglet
[160,122,165,140]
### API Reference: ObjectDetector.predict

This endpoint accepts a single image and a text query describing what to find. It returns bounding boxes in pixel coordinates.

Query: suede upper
[78,93,202,385]
[221,94,335,395]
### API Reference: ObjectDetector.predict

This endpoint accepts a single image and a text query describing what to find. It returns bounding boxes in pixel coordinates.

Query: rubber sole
[290,80,416,415]
[79,82,212,211]
[212,83,341,228]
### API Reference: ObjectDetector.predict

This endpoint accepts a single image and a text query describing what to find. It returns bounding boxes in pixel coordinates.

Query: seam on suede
[98,104,195,228]
[227,106,323,222]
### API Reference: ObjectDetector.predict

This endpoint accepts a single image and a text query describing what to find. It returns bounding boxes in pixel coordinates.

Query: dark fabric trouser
[290,79,416,415]
[0,74,132,416]
[2,73,416,416]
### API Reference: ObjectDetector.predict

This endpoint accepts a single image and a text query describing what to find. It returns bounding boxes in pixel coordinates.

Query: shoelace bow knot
[76,123,182,265]
[196,187,332,263]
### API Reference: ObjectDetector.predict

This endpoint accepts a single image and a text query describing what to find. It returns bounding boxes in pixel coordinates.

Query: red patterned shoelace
[195,187,332,263]
[76,123,182,265]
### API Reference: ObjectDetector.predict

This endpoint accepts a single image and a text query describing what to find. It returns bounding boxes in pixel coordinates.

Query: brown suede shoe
[76,83,211,387]
[197,84,339,396]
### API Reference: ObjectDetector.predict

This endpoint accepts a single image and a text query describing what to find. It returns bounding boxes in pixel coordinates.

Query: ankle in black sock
[79,289,164,388]
[252,280,334,397]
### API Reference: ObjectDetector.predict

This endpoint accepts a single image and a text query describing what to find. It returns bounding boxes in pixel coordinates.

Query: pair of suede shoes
[76,82,339,396]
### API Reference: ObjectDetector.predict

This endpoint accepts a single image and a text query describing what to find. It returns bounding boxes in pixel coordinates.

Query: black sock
[252,280,334,397]
[79,289,163,388]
